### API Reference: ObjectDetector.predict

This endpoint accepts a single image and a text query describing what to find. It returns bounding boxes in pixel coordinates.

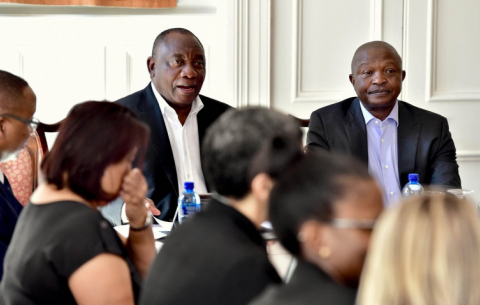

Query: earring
[318,246,332,259]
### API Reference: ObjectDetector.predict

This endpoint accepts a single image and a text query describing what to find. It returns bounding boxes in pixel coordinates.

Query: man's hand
[145,198,161,216]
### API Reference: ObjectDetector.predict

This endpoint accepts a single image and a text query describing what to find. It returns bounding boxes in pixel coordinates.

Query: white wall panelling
[425,0,480,103]
[0,1,237,124]
[404,0,480,202]
[234,0,271,108]
[272,0,402,118]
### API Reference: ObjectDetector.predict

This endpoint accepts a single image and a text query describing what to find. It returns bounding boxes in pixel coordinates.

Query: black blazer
[139,199,282,305]
[306,97,461,189]
[116,84,233,220]
[250,260,356,305]
[0,178,23,281]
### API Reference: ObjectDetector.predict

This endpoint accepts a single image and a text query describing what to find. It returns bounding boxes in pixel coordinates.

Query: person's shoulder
[249,284,286,305]
[312,97,357,116]
[399,100,447,122]
[116,85,150,107]
[199,95,234,112]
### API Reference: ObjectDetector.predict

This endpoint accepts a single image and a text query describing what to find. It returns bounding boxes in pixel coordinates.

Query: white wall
[0,0,236,124]
[0,0,479,203]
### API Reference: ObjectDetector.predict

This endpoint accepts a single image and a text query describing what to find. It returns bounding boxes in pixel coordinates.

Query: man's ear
[401,70,406,81]
[250,173,274,205]
[349,74,355,86]
[299,220,324,249]
[0,117,6,138]
[147,56,156,78]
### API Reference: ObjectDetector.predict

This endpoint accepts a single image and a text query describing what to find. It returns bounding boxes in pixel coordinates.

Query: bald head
[351,41,402,74]
[0,70,32,112]
[151,28,204,57]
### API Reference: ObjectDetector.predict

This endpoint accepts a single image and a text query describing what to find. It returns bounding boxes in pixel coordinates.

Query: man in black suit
[306,41,460,206]
[0,70,37,280]
[116,28,232,221]
[139,108,303,305]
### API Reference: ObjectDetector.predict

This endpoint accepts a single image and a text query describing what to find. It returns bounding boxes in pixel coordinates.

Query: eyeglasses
[330,218,376,230]
[0,114,40,131]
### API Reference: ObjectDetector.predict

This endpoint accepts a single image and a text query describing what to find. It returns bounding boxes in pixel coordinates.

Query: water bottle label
[409,185,422,191]
[181,203,200,216]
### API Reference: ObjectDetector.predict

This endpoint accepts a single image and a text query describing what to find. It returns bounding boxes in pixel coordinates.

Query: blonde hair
[357,194,480,305]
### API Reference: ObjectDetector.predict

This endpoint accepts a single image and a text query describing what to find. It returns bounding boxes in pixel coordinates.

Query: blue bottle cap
[408,173,419,183]
[184,181,194,190]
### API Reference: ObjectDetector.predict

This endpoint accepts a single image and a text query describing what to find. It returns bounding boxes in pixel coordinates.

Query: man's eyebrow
[170,53,186,58]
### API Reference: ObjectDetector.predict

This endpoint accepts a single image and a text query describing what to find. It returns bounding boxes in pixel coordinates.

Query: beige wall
[0,0,479,202]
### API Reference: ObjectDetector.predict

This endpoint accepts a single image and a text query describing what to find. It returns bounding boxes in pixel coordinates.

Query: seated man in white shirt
[114,28,232,221]
[306,41,461,206]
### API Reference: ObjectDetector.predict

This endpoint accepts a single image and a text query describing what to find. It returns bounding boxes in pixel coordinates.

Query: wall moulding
[234,0,271,108]
[457,151,480,163]
[291,0,383,104]
[425,0,480,103]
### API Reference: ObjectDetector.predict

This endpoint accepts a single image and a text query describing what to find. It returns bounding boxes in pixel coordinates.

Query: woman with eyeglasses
[0,101,156,305]
[250,151,383,305]
[356,194,480,305]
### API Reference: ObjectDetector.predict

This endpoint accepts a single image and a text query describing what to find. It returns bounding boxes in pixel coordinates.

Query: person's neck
[166,101,192,126]
[216,193,266,229]
[366,105,394,121]
[30,183,99,208]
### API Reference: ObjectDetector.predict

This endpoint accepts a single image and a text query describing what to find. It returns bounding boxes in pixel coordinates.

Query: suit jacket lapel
[196,96,212,190]
[397,101,421,186]
[196,95,211,146]
[344,98,368,163]
[137,85,178,194]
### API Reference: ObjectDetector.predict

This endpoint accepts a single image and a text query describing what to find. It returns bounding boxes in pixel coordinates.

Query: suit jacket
[139,199,282,305]
[306,97,461,189]
[116,84,232,220]
[0,177,23,281]
[250,260,356,305]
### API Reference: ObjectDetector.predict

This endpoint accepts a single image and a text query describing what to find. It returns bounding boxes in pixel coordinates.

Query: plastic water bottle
[178,182,201,224]
[402,173,424,197]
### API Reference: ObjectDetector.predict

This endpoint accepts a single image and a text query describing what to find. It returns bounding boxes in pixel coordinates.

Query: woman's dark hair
[41,101,150,203]
[202,108,302,199]
[248,134,303,182]
[269,151,371,256]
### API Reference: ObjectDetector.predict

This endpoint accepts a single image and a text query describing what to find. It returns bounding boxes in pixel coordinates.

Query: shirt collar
[150,82,204,117]
[359,99,399,127]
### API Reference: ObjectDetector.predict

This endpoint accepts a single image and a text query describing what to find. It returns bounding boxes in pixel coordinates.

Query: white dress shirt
[151,83,208,195]
[360,101,401,207]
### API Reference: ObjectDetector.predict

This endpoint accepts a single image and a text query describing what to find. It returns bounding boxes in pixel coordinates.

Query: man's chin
[363,96,397,109]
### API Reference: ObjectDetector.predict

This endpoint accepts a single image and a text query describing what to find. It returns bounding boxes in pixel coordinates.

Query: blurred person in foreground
[0,102,156,304]
[139,108,303,305]
[357,194,480,305]
[250,152,383,305]
[0,70,37,281]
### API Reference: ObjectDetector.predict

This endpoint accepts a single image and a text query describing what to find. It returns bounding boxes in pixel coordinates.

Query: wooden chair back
[289,115,310,128]
[36,119,64,158]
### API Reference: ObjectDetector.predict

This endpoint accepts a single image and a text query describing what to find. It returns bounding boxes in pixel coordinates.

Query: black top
[139,198,282,305]
[250,260,357,305]
[0,201,142,305]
